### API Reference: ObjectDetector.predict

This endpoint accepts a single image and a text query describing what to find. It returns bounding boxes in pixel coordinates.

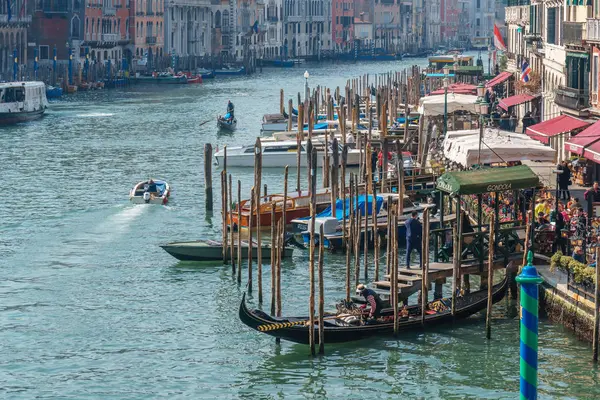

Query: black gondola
[238,273,509,344]
[217,116,237,131]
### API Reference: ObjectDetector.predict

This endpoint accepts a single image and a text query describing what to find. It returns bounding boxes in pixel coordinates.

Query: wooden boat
[214,140,361,168]
[0,82,48,125]
[239,273,509,344]
[217,115,237,131]
[129,179,171,205]
[66,84,78,94]
[197,69,214,79]
[78,82,92,91]
[187,75,202,84]
[228,189,334,228]
[160,239,294,261]
[46,85,63,99]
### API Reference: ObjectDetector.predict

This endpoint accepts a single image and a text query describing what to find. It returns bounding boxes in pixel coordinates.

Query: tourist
[536,212,549,227]
[357,284,384,320]
[346,131,355,146]
[554,211,566,254]
[405,211,422,268]
[535,200,551,219]
[227,100,235,119]
[569,197,581,211]
[584,181,600,202]
[557,161,571,200]
[572,246,585,263]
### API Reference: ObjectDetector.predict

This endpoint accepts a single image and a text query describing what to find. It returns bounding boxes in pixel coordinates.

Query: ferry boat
[214,140,361,168]
[0,82,48,125]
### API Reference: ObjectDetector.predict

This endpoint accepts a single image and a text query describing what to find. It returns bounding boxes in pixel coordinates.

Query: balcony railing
[563,21,584,46]
[103,6,116,15]
[587,18,600,43]
[102,33,119,42]
[0,14,32,23]
[146,36,157,44]
[555,85,589,111]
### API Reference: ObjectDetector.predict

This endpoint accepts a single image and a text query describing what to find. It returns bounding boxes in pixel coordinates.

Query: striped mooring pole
[515,251,543,400]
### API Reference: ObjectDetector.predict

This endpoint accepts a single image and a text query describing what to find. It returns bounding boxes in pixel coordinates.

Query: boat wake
[76,112,115,118]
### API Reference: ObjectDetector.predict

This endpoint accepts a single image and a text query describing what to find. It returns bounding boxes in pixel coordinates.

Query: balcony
[587,18,600,43]
[0,14,32,23]
[555,85,589,111]
[146,36,157,44]
[103,6,116,15]
[102,33,119,42]
[563,21,584,46]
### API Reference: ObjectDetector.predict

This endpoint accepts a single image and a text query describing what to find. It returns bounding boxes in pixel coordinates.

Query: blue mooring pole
[516,251,543,400]
[12,49,17,81]
[53,46,57,85]
[34,47,39,81]
[68,47,73,85]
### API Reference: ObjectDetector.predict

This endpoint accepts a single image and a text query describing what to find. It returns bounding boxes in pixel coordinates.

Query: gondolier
[227,100,235,120]
[357,284,384,320]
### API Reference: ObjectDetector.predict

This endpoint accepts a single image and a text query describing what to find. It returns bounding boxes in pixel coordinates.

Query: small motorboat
[197,69,214,79]
[187,75,202,84]
[78,82,92,91]
[66,84,78,94]
[46,85,63,99]
[160,239,294,262]
[129,179,171,205]
[213,66,245,76]
[217,114,237,131]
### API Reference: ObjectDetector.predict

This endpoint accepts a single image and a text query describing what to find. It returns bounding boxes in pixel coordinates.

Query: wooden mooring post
[248,187,254,292]
[254,138,263,303]
[221,170,227,263]
[421,209,430,325]
[204,143,213,210]
[486,214,496,339]
[308,148,317,356]
[270,206,276,316]
[229,174,234,273]
[594,246,600,361]
[237,180,242,284]
[318,224,325,355]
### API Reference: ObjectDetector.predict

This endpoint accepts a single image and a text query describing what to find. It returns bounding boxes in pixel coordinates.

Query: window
[39,45,50,60]
[547,7,556,45]
[476,0,480,8]
[476,18,480,27]
[593,54,599,94]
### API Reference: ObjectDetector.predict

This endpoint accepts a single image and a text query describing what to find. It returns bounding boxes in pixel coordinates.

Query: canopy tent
[442,128,557,167]
[430,83,477,96]
[526,114,590,144]
[564,120,600,155]
[436,165,540,196]
[485,71,512,89]
[418,93,479,117]
[498,93,536,111]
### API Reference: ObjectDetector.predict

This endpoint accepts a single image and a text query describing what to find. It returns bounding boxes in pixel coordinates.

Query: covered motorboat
[160,239,294,261]
[0,82,49,125]
[239,273,508,344]
[129,179,171,205]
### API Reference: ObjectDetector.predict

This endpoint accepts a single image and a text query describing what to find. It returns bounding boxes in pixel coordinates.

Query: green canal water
[2,58,600,399]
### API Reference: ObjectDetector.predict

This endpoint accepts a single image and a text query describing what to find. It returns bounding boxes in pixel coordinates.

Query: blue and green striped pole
[516,251,543,400]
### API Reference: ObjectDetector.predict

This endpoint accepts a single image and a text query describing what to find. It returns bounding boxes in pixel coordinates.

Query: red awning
[564,120,600,156]
[498,94,536,111]
[485,71,512,89]
[430,83,477,96]
[526,114,590,144]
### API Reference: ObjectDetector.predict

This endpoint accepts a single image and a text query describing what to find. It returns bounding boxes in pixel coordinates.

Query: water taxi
[0,82,48,125]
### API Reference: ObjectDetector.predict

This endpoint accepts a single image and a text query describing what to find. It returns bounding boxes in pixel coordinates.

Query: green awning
[436,165,539,196]
[567,51,588,59]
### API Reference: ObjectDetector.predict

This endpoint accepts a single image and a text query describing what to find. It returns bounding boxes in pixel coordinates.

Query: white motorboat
[129,179,171,205]
[214,140,361,168]
[261,113,294,133]
[0,81,48,125]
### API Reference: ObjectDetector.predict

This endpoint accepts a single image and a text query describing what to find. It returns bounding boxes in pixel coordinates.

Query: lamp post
[453,54,458,83]
[488,45,493,75]
[443,66,450,137]
[476,83,489,167]
[553,168,564,222]
[304,70,310,102]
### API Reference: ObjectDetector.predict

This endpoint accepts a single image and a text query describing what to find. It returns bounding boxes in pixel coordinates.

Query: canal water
[2,57,600,399]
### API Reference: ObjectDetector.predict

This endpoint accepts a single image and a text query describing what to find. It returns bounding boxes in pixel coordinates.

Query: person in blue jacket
[404,211,422,268]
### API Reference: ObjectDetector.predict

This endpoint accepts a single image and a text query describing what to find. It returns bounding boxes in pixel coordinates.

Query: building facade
[1,0,31,78]
[130,0,165,67]
[332,0,354,53]
[373,0,402,53]
[283,0,331,59]
[164,0,212,58]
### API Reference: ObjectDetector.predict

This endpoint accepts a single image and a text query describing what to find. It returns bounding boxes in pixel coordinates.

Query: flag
[521,60,531,83]
[252,20,259,34]
[493,24,507,51]
[6,0,11,21]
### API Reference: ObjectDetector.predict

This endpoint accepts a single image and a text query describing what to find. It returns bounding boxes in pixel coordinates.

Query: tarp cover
[299,195,384,221]
[418,93,479,117]
[436,165,539,196]
[443,128,556,167]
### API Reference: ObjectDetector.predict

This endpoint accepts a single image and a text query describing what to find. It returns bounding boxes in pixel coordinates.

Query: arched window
[223,10,229,28]
[215,10,221,28]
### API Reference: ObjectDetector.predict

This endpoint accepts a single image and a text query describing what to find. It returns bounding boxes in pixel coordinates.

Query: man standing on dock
[405,211,422,269]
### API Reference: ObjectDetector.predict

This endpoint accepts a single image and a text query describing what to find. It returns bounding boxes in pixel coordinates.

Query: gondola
[217,113,237,131]
[238,272,509,344]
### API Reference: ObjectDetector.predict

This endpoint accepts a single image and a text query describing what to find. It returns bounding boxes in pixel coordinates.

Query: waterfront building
[0,0,31,78]
[441,0,460,48]
[424,0,441,50]
[282,0,332,59]
[164,0,212,59]
[262,0,283,59]
[332,0,354,53]
[82,0,131,64]
[373,0,402,54]
[211,0,232,59]
[131,0,165,68]
[469,0,495,49]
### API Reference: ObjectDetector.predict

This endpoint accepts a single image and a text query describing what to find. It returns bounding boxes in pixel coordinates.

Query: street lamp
[443,66,450,137]
[553,168,564,222]
[476,83,489,166]
[304,70,310,102]
[453,54,458,83]
[488,45,493,75]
